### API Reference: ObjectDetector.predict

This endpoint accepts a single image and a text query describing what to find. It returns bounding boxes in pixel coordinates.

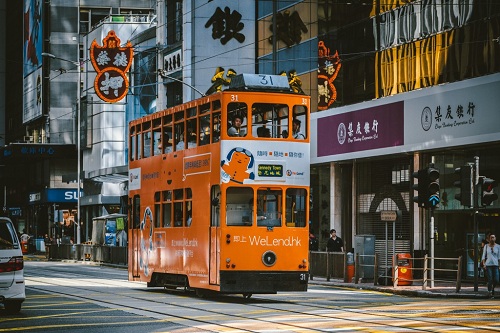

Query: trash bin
[345,252,355,283]
[395,253,413,286]
[21,241,29,254]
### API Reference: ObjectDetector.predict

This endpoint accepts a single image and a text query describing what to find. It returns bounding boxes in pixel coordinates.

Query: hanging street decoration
[90,30,133,103]
[318,40,341,110]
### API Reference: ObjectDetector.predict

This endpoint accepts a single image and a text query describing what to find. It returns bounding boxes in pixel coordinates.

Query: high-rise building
[0,0,155,243]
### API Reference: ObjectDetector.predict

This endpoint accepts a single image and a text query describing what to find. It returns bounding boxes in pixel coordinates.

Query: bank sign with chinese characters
[312,73,500,162]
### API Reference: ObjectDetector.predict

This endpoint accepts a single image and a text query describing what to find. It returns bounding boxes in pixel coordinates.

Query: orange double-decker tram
[128,74,310,297]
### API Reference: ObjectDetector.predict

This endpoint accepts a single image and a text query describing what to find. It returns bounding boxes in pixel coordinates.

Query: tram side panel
[129,146,221,290]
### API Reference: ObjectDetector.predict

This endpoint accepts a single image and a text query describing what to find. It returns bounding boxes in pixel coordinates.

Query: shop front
[311,73,500,279]
[27,188,78,242]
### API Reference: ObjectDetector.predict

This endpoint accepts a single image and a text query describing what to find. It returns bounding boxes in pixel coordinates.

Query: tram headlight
[262,250,277,267]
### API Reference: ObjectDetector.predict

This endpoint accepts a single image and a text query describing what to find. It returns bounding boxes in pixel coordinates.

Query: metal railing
[46,244,127,266]
[421,254,462,292]
[309,251,351,282]
[309,251,463,292]
[391,253,463,292]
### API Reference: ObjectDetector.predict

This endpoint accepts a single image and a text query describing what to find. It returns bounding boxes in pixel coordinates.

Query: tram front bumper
[219,271,308,294]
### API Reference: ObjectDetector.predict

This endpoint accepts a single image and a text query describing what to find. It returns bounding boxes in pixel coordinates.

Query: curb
[308,279,490,299]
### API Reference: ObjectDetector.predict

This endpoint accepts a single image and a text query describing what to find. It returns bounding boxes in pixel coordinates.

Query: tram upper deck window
[292,105,307,140]
[227,102,247,137]
[153,129,161,155]
[252,103,288,139]
[130,126,136,161]
[175,121,185,151]
[187,106,197,118]
[211,99,221,111]
[186,119,197,149]
[199,114,211,146]
[226,187,253,226]
[162,114,173,154]
[153,118,162,155]
[199,102,210,114]
[143,131,152,158]
[212,112,221,143]
[137,129,143,160]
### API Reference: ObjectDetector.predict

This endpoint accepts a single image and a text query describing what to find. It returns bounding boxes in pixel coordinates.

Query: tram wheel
[195,289,206,298]
[243,293,252,299]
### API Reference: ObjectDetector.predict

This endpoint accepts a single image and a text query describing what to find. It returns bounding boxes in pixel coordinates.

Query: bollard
[345,252,355,283]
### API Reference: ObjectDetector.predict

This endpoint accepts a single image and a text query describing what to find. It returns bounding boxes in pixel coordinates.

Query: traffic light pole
[430,209,435,288]
[412,163,440,289]
[473,156,479,292]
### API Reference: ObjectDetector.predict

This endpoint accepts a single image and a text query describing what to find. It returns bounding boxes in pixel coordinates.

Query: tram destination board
[257,164,284,177]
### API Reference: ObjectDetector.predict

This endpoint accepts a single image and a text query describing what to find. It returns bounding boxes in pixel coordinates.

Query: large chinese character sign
[90,30,133,103]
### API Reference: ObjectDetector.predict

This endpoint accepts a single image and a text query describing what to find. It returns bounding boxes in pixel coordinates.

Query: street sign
[381,210,397,221]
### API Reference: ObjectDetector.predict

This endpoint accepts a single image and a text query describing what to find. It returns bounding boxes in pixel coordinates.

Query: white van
[0,217,25,313]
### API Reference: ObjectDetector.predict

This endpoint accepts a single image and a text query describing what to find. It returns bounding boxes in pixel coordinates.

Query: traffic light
[412,169,428,208]
[427,165,440,208]
[412,165,440,209]
[454,164,473,207]
[479,176,498,206]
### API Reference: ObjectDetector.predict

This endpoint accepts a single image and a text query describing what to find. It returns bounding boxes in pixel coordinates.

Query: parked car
[0,217,25,313]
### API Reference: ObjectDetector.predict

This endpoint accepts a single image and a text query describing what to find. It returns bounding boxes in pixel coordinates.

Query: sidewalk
[25,254,491,299]
[308,276,491,299]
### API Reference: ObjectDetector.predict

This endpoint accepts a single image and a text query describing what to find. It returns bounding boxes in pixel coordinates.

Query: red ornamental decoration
[90,30,133,103]
[317,40,341,111]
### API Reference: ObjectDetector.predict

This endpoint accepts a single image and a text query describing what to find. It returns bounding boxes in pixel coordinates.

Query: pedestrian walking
[44,233,51,258]
[326,229,344,252]
[481,234,500,298]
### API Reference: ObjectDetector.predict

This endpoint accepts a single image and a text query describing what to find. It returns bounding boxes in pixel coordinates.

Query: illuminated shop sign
[90,30,133,103]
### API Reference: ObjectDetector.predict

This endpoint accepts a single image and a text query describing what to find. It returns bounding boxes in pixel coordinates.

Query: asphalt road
[1,261,499,332]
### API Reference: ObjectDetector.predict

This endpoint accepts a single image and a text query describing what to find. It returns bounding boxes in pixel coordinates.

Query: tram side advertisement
[220,141,310,186]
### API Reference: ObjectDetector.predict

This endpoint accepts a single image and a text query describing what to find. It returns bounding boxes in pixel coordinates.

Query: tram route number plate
[257,164,283,177]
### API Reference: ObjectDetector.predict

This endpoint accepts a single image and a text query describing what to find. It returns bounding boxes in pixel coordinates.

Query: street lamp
[42,52,82,244]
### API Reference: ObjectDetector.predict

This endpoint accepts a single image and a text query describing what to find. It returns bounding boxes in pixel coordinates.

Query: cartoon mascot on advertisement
[139,207,154,277]
[221,147,255,184]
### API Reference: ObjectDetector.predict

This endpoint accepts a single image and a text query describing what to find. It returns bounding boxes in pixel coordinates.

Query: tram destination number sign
[257,164,283,177]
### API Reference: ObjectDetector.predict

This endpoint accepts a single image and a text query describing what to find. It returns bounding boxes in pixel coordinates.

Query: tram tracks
[23,266,500,333]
